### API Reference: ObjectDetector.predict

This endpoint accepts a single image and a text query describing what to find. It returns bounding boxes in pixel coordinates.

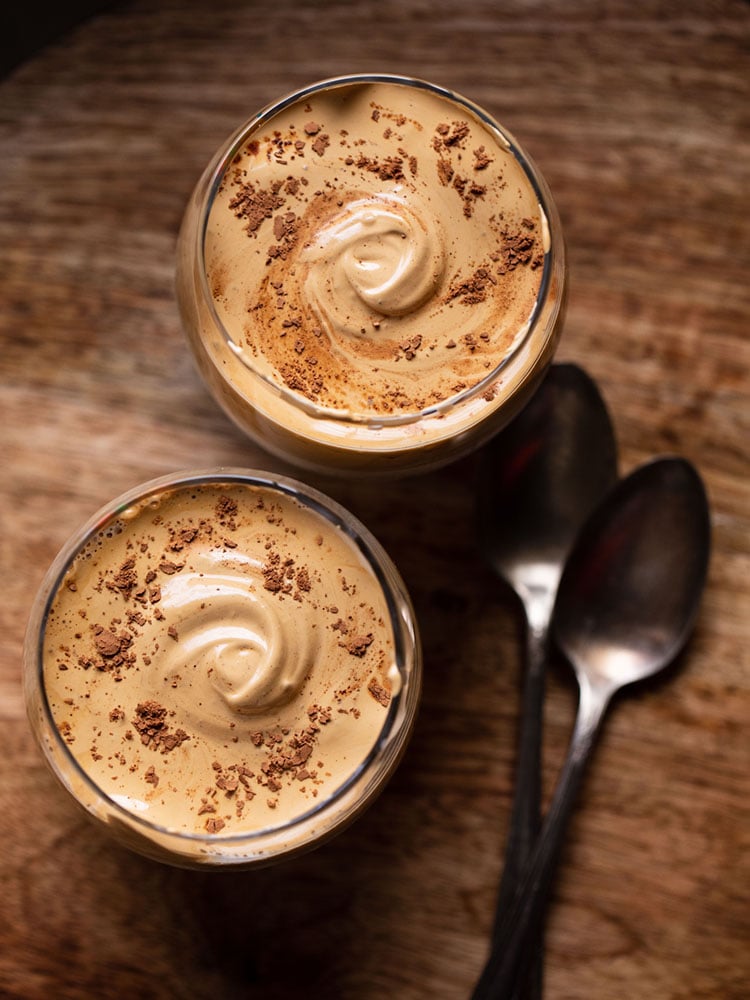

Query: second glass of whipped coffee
[25,470,421,868]
[176,74,566,475]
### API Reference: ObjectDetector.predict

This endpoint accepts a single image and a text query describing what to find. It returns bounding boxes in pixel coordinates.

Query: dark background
[1,4,118,79]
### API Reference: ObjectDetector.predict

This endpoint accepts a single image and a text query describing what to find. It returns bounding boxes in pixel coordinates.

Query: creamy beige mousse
[206,81,546,414]
[177,76,564,473]
[40,479,403,842]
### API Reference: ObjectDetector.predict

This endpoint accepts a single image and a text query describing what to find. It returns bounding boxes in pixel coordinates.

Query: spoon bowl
[478,363,618,623]
[555,455,711,693]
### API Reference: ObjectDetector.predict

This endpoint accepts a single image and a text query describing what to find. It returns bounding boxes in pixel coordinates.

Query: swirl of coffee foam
[159,549,319,717]
[302,196,445,338]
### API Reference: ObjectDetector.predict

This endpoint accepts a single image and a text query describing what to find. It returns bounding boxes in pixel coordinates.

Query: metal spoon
[476,363,618,997]
[471,455,711,999]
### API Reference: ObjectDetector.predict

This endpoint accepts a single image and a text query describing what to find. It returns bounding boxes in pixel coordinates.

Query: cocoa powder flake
[345,633,374,657]
[367,678,391,707]
[228,181,286,236]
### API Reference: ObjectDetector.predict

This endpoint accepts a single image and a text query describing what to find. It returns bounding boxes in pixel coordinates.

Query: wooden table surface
[1,2,748,997]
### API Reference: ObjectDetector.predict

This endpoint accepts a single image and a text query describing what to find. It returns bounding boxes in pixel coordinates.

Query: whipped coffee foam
[205,79,548,417]
[41,480,400,837]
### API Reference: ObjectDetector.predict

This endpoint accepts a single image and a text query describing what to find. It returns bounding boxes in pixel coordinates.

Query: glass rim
[27,467,420,855]
[194,72,565,429]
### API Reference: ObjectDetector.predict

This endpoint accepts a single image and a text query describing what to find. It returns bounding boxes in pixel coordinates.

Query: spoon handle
[472,674,612,1000]
[490,619,548,1000]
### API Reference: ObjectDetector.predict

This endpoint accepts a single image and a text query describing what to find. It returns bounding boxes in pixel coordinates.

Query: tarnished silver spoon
[472,456,711,998]
[476,364,617,997]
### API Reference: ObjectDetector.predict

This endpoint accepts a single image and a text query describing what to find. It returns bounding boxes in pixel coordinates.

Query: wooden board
[1,2,748,997]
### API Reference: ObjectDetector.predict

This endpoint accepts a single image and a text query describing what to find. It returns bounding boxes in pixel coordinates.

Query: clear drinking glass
[24,469,421,868]
[176,74,566,476]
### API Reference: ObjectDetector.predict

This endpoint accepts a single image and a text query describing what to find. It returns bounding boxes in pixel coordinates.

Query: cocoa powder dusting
[367,678,391,707]
[446,267,497,305]
[106,558,138,599]
[132,701,190,754]
[354,154,405,181]
[345,633,374,657]
[228,180,286,236]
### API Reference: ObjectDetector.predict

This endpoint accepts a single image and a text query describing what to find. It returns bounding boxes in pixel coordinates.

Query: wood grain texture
[1,1,748,997]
